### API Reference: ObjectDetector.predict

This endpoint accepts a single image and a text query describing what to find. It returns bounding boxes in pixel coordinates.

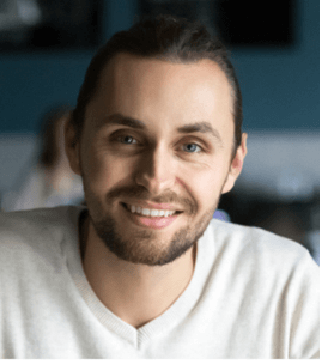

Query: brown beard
[80,186,226,267]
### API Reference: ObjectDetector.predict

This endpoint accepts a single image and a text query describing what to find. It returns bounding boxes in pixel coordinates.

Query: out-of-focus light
[277,167,315,200]
[17,0,41,25]
[0,0,41,30]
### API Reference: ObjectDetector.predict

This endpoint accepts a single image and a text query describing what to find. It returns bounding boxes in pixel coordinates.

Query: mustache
[105,186,196,213]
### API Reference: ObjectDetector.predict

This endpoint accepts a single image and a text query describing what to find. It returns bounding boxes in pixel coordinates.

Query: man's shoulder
[0,206,82,231]
[0,206,83,256]
[209,219,311,268]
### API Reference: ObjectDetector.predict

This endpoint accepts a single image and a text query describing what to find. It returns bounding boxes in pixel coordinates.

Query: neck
[79,213,197,328]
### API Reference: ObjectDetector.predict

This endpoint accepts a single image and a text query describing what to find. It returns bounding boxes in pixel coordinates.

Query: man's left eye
[182,143,203,153]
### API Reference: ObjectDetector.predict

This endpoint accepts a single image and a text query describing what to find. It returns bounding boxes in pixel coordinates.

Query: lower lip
[121,203,181,229]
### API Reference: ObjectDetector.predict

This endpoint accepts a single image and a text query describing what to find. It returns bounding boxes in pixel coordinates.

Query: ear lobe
[221,170,236,195]
[65,115,81,176]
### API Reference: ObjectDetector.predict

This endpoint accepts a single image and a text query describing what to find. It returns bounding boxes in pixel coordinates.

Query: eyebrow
[101,114,223,144]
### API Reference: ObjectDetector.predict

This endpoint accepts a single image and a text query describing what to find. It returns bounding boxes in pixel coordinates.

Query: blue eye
[182,143,203,153]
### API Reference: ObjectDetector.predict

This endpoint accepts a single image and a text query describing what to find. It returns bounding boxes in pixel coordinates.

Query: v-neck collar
[63,206,215,349]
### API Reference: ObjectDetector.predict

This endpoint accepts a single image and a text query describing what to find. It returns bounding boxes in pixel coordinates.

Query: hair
[72,13,243,159]
[38,104,71,167]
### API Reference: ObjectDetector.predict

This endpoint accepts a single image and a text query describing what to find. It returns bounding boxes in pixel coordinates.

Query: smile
[121,202,183,229]
[121,202,183,218]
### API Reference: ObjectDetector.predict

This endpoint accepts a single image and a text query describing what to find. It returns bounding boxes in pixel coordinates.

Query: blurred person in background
[1,105,84,211]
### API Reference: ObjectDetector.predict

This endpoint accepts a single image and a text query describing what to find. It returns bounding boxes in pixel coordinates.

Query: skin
[66,53,248,329]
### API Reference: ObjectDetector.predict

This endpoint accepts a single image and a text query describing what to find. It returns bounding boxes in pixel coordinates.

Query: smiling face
[66,53,246,266]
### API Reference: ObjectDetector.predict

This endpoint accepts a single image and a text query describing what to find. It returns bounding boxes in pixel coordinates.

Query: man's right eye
[114,134,138,145]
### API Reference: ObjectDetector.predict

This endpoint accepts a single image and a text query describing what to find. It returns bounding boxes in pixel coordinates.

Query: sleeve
[288,251,320,358]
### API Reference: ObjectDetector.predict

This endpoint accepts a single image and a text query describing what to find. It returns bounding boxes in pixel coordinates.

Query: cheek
[81,144,111,188]
[179,165,223,215]
[197,175,222,205]
[194,162,229,207]
[83,149,134,192]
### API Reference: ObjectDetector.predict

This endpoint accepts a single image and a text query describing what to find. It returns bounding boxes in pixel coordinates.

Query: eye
[116,134,138,145]
[182,143,203,153]
[112,132,205,154]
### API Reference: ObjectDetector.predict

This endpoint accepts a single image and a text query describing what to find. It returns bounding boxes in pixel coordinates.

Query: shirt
[1,206,320,358]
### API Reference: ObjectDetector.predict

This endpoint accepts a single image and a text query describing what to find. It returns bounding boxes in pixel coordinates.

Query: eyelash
[112,134,205,154]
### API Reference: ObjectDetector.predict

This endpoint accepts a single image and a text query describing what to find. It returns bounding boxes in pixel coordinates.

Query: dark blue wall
[0,0,319,134]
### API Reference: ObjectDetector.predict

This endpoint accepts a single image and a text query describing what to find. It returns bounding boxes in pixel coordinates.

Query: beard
[81,160,229,266]
[89,198,218,267]
[83,176,227,267]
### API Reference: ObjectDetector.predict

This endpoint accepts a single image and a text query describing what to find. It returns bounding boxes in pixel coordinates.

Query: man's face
[68,54,243,266]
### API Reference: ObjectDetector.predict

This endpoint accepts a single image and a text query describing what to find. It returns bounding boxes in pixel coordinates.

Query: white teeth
[128,204,175,217]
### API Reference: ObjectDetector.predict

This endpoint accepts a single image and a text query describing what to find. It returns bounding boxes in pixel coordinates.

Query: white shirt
[1,206,320,358]
[1,165,84,211]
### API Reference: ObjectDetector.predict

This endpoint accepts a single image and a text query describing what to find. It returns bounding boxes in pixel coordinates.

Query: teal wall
[0,0,137,134]
[0,0,319,134]
[231,0,320,131]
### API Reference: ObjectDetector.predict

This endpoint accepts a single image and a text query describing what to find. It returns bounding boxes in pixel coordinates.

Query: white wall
[236,131,320,200]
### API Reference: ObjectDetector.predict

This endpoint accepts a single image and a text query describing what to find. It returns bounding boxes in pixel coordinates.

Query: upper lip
[123,201,183,212]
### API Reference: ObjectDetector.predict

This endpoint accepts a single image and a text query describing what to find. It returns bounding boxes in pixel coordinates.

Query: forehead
[102,53,231,97]
[88,53,233,139]
[107,52,225,78]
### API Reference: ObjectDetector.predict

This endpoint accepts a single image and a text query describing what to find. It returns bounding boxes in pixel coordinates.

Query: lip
[121,202,181,229]
[122,201,183,212]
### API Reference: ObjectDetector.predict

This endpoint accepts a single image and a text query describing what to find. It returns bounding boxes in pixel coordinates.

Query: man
[1,14,320,358]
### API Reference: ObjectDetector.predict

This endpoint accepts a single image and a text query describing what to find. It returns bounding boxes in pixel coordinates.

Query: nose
[134,143,176,195]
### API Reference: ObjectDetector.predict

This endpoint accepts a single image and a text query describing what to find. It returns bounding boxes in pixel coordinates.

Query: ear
[65,111,82,176]
[222,133,248,194]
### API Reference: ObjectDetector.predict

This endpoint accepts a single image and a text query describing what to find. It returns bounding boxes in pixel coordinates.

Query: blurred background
[0,0,319,264]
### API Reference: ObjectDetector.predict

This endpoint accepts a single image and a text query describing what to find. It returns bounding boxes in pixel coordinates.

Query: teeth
[128,204,175,217]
